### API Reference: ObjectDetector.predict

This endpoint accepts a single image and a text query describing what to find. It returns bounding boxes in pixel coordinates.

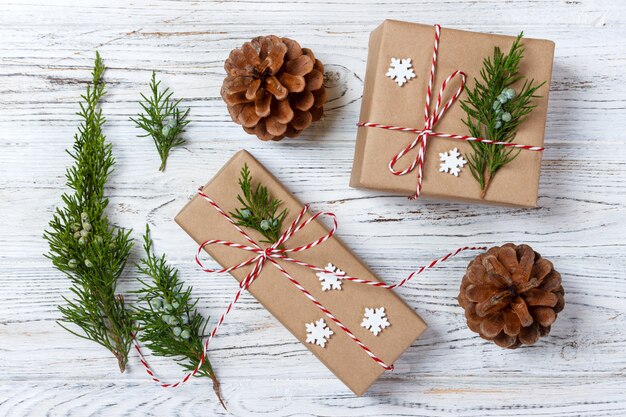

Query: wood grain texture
[1,0,625,416]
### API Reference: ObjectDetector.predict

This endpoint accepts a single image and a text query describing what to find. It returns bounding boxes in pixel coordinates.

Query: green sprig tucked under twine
[131,71,190,172]
[460,33,545,198]
[43,52,134,372]
[134,225,225,408]
[230,164,288,245]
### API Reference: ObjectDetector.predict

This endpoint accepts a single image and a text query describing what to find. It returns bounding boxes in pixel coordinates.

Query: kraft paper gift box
[175,150,427,396]
[350,20,555,207]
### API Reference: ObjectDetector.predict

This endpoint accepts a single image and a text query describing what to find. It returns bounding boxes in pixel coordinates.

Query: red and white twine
[357,24,545,200]
[134,189,485,388]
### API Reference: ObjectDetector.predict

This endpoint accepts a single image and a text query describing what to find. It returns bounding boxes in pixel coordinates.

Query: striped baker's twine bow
[134,189,485,387]
[357,24,544,200]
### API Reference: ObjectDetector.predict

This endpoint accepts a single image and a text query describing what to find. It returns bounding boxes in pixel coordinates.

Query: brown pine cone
[221,35,327,141]
[458,243,565,349]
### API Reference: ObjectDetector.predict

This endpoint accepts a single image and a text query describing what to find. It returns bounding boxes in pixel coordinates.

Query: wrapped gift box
[175,150,427,395]
[350,20,555,207]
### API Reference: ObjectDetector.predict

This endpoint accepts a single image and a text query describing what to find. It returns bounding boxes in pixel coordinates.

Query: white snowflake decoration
[439,147,467,177]
[305,318,334,347]
[386,58,416,86]
[316,263,345,291]
[361,307,390,336]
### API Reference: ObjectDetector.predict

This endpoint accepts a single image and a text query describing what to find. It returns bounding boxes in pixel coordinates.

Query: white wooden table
[2,1,625,416]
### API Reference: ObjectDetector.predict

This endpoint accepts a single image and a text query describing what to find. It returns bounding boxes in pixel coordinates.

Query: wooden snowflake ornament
[305,318,334,347]
[439,147,467,176]
[316,263,345,291]
[386,58,416,86]
[361,307,390,336]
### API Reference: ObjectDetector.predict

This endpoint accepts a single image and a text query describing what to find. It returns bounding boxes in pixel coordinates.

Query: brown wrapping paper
[351,20,555,207]
[175,150,426,396]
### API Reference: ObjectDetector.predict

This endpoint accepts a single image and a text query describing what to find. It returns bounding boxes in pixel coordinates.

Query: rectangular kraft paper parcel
[175,150,427,396]
[351,20,555,207]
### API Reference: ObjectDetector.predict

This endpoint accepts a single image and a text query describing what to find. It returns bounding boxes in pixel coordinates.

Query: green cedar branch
[134,225,225,409]
[130,71,190,172]
[43,52,134,372]
[229,164,288,244]
[460,33,545,198]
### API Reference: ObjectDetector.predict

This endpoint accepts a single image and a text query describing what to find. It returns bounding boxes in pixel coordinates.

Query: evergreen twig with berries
[43,52,134,372]
[134,225,224,408]
[230,164,288,244]
[130,71,190,172]
[460,33,545,198]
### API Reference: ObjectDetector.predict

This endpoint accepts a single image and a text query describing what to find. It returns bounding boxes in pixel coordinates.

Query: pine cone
[221,35,327,141]
[458,243,565,349]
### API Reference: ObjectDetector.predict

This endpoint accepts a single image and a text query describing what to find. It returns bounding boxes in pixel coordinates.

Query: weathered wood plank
[2,378,626,417]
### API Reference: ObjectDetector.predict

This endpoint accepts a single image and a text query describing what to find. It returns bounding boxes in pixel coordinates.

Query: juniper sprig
[229,164,288,244]
[130,71,190,172]
[134,225,224,408]
[460,33,545,198]
[43,52,134,372]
